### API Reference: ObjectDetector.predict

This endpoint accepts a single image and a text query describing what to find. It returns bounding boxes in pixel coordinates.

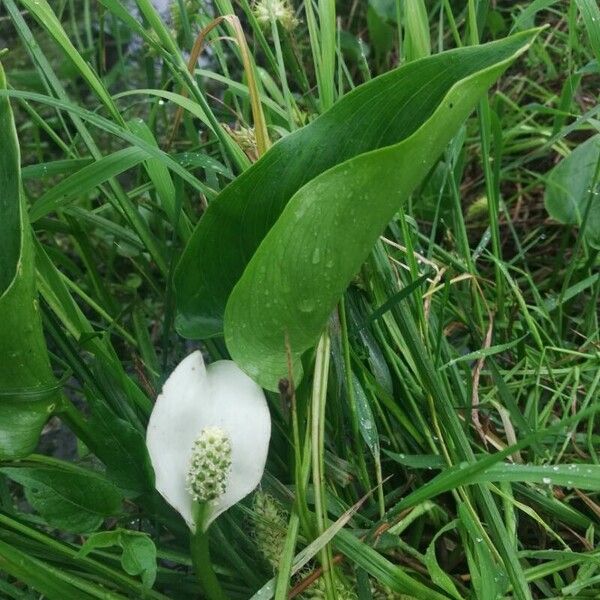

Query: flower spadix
[146,351,270,532]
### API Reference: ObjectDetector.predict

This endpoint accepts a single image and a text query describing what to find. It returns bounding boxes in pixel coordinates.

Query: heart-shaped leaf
[175,31,540,344]
[0,63,58,458]
[223,31,540,390]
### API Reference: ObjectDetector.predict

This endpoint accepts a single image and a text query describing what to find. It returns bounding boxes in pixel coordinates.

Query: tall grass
[0,0,599,599]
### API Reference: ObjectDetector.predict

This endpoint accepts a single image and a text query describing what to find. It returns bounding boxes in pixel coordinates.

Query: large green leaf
[0,63,58,458]
[222,31,540,390]
[1,462,123,533]
[174,31,539,343]
[544,133,600,248]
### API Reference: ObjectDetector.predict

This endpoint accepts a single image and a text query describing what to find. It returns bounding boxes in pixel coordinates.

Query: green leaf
[368,0,397,22]
[367,3,394,64]
[29,147,151,222]
[78,529,157,590]
[510,0,560,32]
[459,503,507,600]
[175,32,539,345]
[440,334,527,369]
[544,134,600,248]
[224,31,540,390]
[22,158,94,181]
[575,0,600,64]
[386,452,600,491]
[1,462,123,533]
[424,521,464,600]
[352,374,379,458]
[85,393,155,496]
[127,118,186,237]
[0,538,99,600]
[403,0,431,61]
[0,63,58,458]
[333,528,449,599]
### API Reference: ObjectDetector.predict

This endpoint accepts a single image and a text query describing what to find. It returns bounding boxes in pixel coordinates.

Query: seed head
[252,491,288,570]
[254,0,298,31]
[223,124,258,161]
[186,427,232,503]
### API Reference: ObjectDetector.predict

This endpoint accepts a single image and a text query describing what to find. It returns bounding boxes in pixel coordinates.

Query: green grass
[0,0,599,599]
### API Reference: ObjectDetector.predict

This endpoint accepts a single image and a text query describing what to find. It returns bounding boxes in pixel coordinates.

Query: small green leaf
[368,0,396,22]
[1,463,123,533]
[440,335,527,370]
[78,529,157,590]
[386,452,600,491]
[352,374,379,458]
[544,134,600,248]
[510,0,560,32]
[22,158,94,181]
[0,63,58,459]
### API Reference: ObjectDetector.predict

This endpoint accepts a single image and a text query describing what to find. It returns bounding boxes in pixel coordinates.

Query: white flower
[146,351,271,532]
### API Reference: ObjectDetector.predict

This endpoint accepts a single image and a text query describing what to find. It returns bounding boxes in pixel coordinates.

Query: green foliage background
[0,0,599,599]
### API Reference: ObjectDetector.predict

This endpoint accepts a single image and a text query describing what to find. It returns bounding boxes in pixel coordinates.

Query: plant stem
[310,331,336,599]
[338,298,371,491]
[190,528,228,600]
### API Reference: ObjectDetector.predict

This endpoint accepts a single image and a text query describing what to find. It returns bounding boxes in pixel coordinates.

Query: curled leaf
[0,63,58,458]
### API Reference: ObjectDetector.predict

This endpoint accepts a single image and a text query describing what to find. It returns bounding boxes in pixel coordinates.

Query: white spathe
[146,351,271,531]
